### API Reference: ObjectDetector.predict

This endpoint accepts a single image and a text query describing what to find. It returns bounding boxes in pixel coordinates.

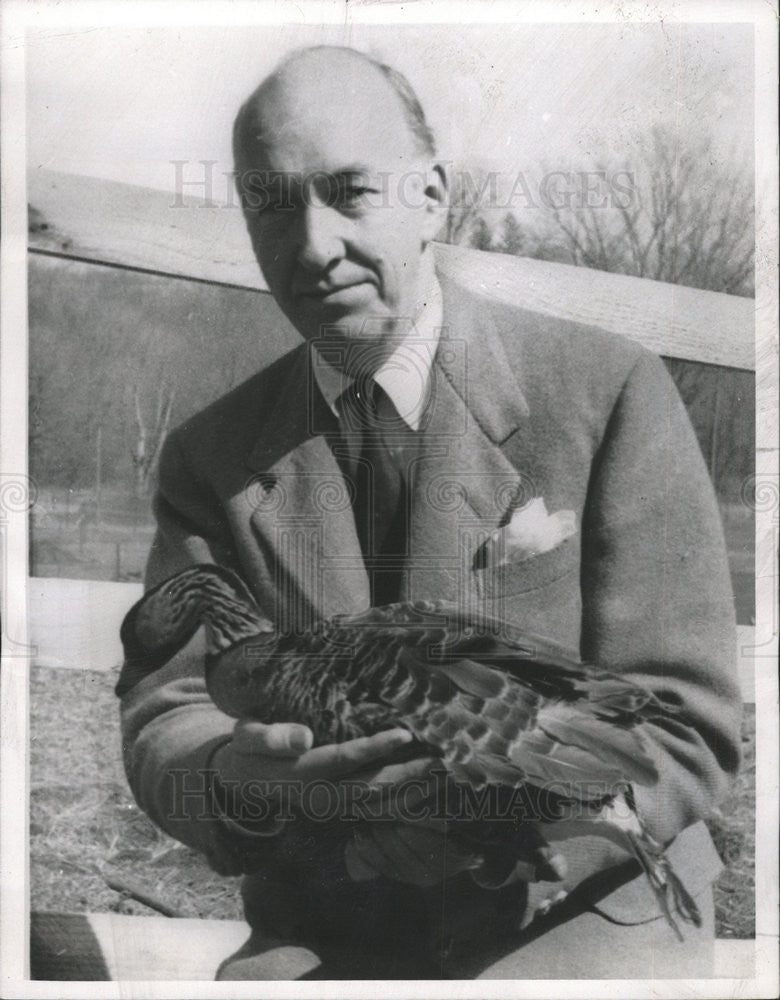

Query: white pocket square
[482,498,577,567]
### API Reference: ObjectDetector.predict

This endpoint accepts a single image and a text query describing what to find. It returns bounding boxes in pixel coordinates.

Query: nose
[295,193,346,272]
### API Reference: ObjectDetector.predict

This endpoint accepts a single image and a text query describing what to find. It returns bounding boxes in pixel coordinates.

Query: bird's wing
[383,644,658,800]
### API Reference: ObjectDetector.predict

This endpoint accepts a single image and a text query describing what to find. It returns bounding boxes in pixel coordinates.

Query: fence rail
[28,169,754,370]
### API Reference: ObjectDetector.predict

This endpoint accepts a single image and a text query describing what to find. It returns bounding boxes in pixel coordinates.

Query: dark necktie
[338,379,407,603]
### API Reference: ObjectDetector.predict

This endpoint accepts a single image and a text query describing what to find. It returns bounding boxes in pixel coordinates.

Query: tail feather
[466,752,524,785]
[507,738,625,794]
[536,704,658,787]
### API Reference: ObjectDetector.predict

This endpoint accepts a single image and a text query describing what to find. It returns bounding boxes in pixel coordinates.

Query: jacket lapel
[244,346,370,628]
[242,274,534,621]
[405,272,532,604]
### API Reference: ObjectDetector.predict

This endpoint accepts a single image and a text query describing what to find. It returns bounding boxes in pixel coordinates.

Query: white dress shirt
[311,278,444,441]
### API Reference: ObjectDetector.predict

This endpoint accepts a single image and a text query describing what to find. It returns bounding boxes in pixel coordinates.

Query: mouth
[295,281,373,306]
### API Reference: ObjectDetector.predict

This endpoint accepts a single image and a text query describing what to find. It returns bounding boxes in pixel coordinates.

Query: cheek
[367,214,425,298]
[255,229,291,285]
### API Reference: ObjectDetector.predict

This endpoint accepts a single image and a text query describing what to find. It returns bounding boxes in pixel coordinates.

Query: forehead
[246,58,419,174]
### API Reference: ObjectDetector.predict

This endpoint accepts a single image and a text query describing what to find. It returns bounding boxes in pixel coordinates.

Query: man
[119,45,741,979]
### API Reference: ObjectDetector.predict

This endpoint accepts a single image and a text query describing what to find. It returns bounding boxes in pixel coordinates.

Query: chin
[334,332,401,376]
[304,310,395,344]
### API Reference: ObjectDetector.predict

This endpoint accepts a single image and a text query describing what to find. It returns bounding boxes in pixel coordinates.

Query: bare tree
[497,212,525,256]
[543,126,754,297]
[470,217,494,252]
[131,381,176,496]
[440,164,500,248]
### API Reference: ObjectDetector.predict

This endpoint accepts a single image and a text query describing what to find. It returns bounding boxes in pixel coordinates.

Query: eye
[337,183,377,210]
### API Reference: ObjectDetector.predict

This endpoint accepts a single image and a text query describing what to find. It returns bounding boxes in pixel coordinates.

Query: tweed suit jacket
[119,268,741,929]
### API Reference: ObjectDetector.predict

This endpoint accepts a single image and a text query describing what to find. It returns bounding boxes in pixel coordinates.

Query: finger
[358,756,439,792]
[323,763,442,824]
[232,720,313,758]
[344,758,439,818]
[292,728,414,780]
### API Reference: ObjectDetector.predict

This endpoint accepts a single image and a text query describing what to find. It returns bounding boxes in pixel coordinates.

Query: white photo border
[1,1,777,997]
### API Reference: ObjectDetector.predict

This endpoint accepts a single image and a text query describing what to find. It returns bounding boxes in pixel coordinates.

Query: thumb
[232,720,314,758]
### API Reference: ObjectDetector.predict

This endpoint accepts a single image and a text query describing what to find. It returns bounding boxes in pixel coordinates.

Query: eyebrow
[329,166,378,178]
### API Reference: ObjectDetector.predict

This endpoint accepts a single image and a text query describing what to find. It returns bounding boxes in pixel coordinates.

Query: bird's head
[116,564,272,696]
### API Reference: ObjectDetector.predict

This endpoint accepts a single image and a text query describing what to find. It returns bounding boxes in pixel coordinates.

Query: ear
[420,161,450,244]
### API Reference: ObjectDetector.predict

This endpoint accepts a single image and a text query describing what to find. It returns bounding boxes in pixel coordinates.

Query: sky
[26,20,754,197]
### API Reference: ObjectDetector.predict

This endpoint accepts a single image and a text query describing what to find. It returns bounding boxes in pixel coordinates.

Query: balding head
[233,46,435,182]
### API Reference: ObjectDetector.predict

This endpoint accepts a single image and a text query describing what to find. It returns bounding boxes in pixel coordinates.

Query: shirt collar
[311,278,443,432]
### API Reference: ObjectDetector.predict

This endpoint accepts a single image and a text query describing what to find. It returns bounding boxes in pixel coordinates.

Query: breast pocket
[472,537,582,645]
[473,536,579,599]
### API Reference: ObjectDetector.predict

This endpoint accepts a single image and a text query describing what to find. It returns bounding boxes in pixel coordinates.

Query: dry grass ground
[30,665,755,937]
[705,702,756,939]
[30,665,243,921]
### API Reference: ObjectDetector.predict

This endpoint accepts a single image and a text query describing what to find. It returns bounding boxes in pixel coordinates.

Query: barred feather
[118,563,701,939]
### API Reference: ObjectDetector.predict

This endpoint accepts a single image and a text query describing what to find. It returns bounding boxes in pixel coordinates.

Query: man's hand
[210,719,438,826]
[211,722,571,898]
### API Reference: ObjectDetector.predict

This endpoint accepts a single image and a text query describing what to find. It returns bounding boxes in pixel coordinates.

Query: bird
[119,562,702,946]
